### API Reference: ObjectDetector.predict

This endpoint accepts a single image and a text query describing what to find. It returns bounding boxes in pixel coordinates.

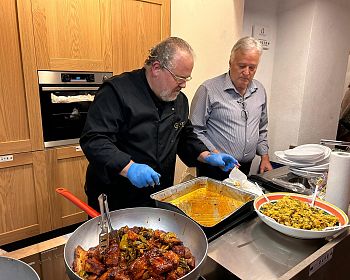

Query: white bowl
[254,192,349,239]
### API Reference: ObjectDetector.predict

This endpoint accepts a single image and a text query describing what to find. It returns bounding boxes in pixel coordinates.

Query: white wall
[269,0,316,152]
[170,0,350,181]
[244,0,350,160]
[171,0,244,182]
[298,0,350,144]
[242,0,277,105]
[171,0,244,102]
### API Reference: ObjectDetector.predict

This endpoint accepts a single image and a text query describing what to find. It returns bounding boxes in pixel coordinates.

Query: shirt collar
[224,72,258,97]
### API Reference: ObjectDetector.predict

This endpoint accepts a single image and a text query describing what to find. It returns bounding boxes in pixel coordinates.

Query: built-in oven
[38,70,113,148]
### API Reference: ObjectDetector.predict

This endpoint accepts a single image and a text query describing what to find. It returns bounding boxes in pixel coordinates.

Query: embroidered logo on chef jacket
[174,121,185,130]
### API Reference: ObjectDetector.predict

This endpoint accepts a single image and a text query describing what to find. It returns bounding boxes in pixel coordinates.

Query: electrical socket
[0,155,14,162]
[309,248,333,276]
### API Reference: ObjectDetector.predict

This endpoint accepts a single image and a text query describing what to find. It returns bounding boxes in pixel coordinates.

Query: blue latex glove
[204,153,239,172]
[126,163,161,188]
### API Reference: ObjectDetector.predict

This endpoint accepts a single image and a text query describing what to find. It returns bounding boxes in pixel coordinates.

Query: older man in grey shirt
[190,36,273,179]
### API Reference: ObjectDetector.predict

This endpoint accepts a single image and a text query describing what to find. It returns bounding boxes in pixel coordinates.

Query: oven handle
[41,86,100,91]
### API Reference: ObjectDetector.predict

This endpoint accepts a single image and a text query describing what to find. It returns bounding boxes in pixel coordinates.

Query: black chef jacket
[80,68,208,211]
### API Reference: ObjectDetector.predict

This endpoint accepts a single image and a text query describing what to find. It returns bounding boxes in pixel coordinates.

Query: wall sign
[252,24,270,50]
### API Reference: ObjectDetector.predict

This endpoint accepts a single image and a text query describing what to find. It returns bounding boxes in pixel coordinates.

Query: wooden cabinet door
[31,0,112,71]
[0,0,42,154]
[46,145,89,229]
[112,0,171,74]
[0,151,51,246]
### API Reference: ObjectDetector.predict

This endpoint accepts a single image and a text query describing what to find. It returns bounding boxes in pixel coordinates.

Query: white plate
[298,162,329,171]
[254,192,349,239]
[289,167,325,178]
[284,148,325,162]
[294,144,332,160]
[275,151,316,167]
[275,144,332,167]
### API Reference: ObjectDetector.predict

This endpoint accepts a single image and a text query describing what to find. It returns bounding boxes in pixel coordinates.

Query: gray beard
[158,89,179,102]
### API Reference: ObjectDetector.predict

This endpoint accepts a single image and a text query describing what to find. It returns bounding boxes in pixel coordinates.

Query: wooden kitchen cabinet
[30,0,113,71]
[0,151,51,246]
[45,145,89,229]
[0,0,171,245]
[112,0,171,74]
[0,0,43,154]
[29,0,170,73]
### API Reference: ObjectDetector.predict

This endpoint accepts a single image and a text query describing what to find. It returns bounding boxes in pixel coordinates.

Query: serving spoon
[255,182,270,202]
[310,184,319,207]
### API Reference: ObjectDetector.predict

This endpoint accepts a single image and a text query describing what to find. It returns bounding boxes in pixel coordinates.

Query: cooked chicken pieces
[73,226,195,280]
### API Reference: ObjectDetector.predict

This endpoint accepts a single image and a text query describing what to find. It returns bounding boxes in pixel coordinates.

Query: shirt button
[247,140,249,143]
[172,108,175,110]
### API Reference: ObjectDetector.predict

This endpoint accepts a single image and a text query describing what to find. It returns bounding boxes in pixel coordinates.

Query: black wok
[56,188,208,280]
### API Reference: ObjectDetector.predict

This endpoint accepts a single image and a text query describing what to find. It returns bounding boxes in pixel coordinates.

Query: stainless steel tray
[151,177,257,229]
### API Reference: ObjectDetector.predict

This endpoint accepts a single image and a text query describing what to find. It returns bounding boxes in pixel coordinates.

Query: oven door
[40,86,99,147]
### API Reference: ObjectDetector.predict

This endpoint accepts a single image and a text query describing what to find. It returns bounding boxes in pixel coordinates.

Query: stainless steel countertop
[207,216,340,279]
[4,214,349,280]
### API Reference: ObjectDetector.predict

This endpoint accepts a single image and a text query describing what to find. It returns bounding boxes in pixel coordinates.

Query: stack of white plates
[274,144,331,177]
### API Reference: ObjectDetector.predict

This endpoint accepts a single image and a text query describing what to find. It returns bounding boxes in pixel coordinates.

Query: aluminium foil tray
[151,177,257,230]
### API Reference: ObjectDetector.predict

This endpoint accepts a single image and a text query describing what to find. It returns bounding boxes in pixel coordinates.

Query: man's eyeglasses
[238,99,249,121]
[163,65,192,84]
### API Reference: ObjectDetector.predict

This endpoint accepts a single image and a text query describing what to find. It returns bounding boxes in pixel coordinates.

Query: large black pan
[56,188,208,280]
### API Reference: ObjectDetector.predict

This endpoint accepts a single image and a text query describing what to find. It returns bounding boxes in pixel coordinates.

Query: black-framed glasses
[238,99,249,121]
[163,65,192,84]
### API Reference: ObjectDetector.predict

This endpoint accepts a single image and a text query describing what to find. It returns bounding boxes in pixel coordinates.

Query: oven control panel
[61,73,95,83]
[38,70,112,85]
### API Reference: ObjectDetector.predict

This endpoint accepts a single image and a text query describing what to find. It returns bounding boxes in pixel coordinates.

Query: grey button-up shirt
[190,72,269,163]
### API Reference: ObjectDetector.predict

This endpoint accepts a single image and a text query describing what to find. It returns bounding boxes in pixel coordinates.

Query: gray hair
[144,37,194,69]
[230,36,263,62]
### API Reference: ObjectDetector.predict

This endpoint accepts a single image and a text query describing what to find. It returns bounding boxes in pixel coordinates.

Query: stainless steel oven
[38,70,112,148]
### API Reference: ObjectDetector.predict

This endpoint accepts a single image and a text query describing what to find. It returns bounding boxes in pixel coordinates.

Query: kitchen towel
[324,151,350,214]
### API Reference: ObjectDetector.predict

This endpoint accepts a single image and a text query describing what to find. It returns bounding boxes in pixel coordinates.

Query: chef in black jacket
[80,37,239,211]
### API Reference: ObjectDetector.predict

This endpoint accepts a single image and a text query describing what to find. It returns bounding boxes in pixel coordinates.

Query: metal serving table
[207,215,350,279]
[3,215,350,280]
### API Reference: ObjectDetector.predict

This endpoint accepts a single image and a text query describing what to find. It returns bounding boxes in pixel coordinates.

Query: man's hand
[259,154,273,174]
[204,153,239,172]
[126,163,161,188]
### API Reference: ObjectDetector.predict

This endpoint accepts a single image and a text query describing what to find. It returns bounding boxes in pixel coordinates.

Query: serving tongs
[98,193,114,252]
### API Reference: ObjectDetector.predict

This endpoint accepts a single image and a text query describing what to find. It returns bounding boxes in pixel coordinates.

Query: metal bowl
[64,207,208,280]
[0,256,40,280]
